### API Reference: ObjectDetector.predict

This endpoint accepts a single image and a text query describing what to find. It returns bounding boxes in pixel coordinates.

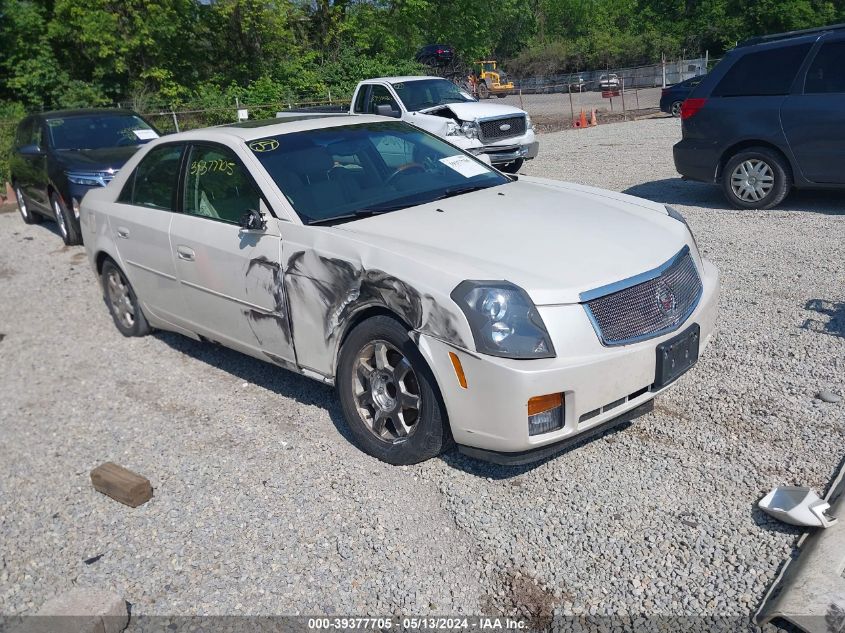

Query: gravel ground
[1,116,844,630]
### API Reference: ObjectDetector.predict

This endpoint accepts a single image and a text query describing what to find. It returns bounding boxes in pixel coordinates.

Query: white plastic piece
[759,486,838,528]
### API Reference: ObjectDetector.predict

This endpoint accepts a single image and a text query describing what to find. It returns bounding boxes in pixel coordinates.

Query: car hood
[338,177,690,305]
[421,101,525,122]
[53,146,142,172]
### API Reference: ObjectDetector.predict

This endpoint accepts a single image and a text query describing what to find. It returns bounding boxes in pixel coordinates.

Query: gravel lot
[1,116,844,630]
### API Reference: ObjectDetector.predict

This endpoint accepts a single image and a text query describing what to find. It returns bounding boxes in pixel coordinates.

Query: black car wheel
[498,159,524,174]
[14,184,41,225]
[101,259,150,337]
[337,315,451,465]
[721,148,792,210]
[671,101,683,117]
[51,193,81,245]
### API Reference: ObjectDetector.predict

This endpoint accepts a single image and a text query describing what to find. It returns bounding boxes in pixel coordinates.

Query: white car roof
[364,76,446,84]
[155,114,390,144]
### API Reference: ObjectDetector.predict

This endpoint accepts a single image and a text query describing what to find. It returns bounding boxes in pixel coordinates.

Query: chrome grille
[582,247,702,346]
[478,116,526,142]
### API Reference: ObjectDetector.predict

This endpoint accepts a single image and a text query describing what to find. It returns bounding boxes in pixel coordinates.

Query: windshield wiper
[429,184,493,201]
[306,204,407,226]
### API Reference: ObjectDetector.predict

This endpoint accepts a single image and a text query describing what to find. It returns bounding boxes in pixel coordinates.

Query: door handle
[116,227,130,239]
[176,245,196,261]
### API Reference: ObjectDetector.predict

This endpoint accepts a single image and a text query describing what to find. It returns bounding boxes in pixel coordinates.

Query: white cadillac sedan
[81,115,719,465]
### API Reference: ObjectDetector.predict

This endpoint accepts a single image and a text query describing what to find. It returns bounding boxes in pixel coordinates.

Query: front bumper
[416,258,719,461]
[467,141,539,164]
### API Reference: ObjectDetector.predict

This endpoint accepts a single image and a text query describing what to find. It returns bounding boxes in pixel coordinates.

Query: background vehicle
[81,116,717,466]
[414,44,455,68]
[598,74,621,90]
[674,23,845,209]
[350,76,538,173]
[10,109,159,244]
[568,74,587,92]
[471,60,514,98]
[660,75,705,117]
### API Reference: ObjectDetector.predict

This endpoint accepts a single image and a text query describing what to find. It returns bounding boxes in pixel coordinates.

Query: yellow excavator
[470,60,514,98]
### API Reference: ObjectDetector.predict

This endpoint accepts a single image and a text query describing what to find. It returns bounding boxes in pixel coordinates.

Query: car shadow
[153,331,358,447]
[153,330,638,476]
[801,299,845,339]
[623,178,845,215]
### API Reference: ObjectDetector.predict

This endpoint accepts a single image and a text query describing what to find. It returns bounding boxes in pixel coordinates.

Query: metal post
[621,77,627,121]
[568,89,575,126]
[170,108,180,133]
[235,96,240,123]
[662,53,667,88]
[519,88,524,111]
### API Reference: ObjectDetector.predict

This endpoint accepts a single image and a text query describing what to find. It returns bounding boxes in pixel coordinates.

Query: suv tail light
[680,98,707,120]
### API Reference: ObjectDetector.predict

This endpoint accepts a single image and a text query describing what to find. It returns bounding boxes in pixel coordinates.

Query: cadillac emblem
[655,281,677,318]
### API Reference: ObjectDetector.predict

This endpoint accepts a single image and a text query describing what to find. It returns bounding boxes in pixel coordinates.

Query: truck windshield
[249,121,508,225]
[47,114,159,151]
[391,79,476,111]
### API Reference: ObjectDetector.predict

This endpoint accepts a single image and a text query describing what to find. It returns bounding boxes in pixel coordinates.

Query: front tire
[477,82,489,99]
[721,148,791,210]
[51,193,81,245]
[101,259,150,337]
[499,158,524,174]
[14,184,41,225]
[337,316,450,465]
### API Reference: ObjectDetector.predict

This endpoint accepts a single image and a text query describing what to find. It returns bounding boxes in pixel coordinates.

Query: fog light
[72,197,80,220]
[527,393,564,436]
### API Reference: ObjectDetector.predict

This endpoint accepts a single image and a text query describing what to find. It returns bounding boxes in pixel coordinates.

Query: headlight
[525,113,533,130]
[451,281,555,359]
[460,121,479,139]
[66,171,106,187]
[665,205,700,253]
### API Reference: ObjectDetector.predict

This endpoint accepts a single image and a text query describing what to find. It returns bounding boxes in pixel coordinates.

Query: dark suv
[10,109,159,244]
[673,24,845,209]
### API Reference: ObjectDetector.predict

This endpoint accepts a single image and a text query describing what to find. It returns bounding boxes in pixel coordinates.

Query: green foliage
[0,102,27,186]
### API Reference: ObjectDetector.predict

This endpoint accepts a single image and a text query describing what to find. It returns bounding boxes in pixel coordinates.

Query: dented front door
[169,143,295,366]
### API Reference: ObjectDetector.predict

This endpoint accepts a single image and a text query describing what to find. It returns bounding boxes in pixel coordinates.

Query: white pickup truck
[349,76,539,173]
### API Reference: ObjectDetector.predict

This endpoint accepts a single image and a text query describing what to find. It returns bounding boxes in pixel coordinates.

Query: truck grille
[582,247,702,346]
[478,116,526,142]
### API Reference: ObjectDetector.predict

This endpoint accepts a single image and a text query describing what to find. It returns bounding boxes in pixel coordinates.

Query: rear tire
[336,315,450,465]
[721,147,791,210]
[51,193,81,245]
[14,184,41,225]
[499,158,524,174]
[477,83,489,99]
[670,101,683,117]
[101,259,150,337]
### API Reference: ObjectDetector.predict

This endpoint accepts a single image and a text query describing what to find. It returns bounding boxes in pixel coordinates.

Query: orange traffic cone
[590,109,598,126]
[580,109,588,128]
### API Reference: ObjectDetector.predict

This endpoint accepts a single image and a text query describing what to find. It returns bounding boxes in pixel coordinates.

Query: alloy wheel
[53,198,68,238]
[352,340,422,443]
[105,269,136,329]
[671,101,682,117]
[730,159,775,203]
[15,186,29,221]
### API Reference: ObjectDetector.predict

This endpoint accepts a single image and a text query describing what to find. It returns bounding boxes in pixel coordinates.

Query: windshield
[391,79,475,111]
[47,114,159,150]
[249,121,509,225]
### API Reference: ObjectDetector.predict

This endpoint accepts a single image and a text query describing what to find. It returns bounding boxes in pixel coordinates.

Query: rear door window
[805,40,845,94]
[712,43,813,97]
[119,144,184,210]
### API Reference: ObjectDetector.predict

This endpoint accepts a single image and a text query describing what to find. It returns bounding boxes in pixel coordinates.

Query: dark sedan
[660,76,705,117]
[10,109,159,245]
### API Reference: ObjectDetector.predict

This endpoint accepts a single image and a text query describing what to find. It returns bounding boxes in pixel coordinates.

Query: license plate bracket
[654,323,700,389]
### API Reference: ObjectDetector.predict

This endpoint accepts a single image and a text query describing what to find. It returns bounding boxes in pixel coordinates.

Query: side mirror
[239,207,267,232]
[376,104,401,118]
[19,144,44,157]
